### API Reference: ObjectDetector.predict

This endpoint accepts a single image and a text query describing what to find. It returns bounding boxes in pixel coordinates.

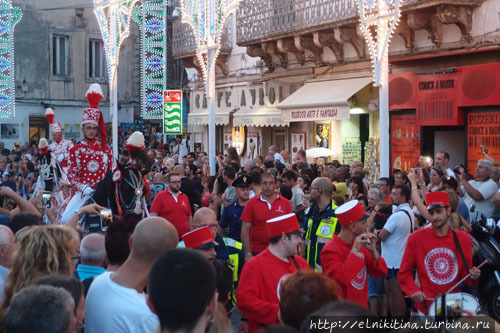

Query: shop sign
[163,90,182,135]
[390,114,420,173]
[281,106,350,122]
[467,111,500,174]
[389,62,500,126]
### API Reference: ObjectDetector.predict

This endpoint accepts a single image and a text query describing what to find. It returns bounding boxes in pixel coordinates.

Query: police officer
[303,177,339,270]
[219,175,250,242]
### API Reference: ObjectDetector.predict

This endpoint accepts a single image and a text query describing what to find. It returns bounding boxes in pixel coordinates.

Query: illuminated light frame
[180,0,241,175]
[356,0,402,87]
[356,0,402,178]
[132,0,167,120]
[180,0,240,99]
[0,1,21,119]
[93,0,141,158]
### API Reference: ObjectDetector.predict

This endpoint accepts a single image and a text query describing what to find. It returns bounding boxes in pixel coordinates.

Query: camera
[42,191,52,209]
[453,164,465,174]
[100,209,113,232]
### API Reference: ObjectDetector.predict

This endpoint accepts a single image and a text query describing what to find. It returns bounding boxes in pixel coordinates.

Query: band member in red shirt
[237,213,309,333]
[241,172,292,261]
[398,191,481,315]
[321,200,388,307]
[150,172,193,239]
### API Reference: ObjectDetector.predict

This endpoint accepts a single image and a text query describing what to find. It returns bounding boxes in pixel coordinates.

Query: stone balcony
[171,17,234,75]
[173,0,484,72]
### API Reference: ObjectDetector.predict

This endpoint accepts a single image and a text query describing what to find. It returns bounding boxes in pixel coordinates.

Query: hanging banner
[163,90,183,135]
[246,133,259,160]
[231,126,246,156]
[390,114,420,173]
[467,111,500,174]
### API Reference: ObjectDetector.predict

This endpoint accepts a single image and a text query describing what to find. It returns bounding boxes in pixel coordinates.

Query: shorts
[385,267,399,279]
[368,276,386,297]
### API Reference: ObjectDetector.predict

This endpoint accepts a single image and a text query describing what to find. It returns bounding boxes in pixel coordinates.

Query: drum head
[428,293,479,319]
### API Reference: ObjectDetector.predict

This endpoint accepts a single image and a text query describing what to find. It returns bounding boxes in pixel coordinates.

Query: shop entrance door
[29,117,49,144]
[434,130,465,168]
[272,128,288,152]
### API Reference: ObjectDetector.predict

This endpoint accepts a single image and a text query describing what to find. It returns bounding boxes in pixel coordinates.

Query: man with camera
[321,201,388,307]
[456,159,497,218]
[398,191,480,316]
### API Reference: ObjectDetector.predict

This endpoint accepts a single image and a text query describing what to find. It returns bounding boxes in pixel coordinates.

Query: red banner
[389,62,500,126]
[467,111,500,174]
[391,114,421,173]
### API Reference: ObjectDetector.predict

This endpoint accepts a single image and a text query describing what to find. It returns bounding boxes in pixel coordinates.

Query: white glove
[83,186,95,197]
[57,154,64,163]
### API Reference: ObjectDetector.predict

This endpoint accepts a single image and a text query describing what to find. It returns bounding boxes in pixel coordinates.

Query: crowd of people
[0,84,500,332]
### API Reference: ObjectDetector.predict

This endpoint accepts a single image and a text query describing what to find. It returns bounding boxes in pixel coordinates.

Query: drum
[428,293,480,319]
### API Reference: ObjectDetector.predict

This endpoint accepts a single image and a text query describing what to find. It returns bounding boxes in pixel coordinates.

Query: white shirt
[382,203,414,269]
[85,272,159,333]
[461,178,497,218]
[291,184,304,212]
[274,152,285,164]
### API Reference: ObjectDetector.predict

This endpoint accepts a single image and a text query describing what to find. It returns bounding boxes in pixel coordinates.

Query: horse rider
[59,83,113,225]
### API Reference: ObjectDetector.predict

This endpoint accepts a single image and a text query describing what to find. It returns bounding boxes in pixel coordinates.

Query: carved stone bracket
[291,35,319,65]
[247,44,273,69]
[435,4,473,41]
[398,14,415,50]
[182,56,202,79]
[215,54,229,76]
[262,41,288,68]
[312,30,343,62]
[277,38,304,65]
[407,8,444,47]
[405,4,474,47]
[339,25,365,59]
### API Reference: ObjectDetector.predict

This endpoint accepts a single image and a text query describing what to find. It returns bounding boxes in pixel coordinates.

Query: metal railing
[172,17,234,58]
[236,0,358,44]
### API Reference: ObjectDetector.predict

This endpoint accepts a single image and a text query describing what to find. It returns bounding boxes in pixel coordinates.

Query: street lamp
[94,0,140,158]
[180,0,241,175]
[356,0,402,177]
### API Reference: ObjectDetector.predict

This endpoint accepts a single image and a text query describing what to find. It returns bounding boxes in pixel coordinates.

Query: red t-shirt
[240,195,292,253]
[150,189,192,238]
[237,248,309,333]
[320,234,388,307]
[383,196,392,204]
[398,227,472,314]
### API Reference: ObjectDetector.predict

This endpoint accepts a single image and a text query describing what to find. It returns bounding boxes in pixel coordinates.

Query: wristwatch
[74,209,84,218]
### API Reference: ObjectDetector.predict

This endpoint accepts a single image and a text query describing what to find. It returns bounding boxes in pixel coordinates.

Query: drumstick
[445,260,488,294]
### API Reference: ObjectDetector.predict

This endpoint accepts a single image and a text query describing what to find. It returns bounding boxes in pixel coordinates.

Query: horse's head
[129,149,154,176]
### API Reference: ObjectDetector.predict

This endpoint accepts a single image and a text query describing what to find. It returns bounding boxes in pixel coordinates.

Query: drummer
[398,192,481,316]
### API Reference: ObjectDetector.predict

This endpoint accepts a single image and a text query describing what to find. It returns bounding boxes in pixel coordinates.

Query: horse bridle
[116,168,145,215]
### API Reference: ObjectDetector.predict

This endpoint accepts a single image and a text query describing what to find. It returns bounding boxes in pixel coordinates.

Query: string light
[180,0,241,98]
[93,0,140,108]
[132,0,167,120]
[356,0,402,87]
[0,0,21,119]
